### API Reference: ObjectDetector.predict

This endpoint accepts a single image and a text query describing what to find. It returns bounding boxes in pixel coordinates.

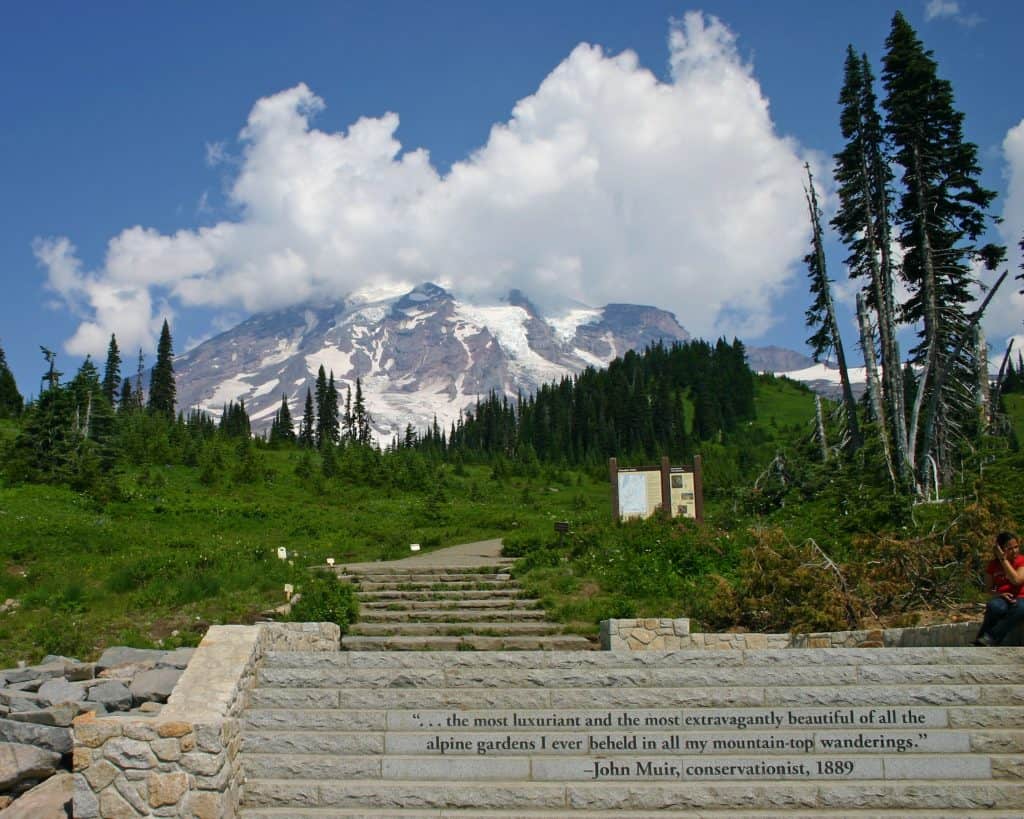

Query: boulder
[129,668,181,705]
[1,665,66,688]
[0,693,41,714]
[95,647,165,672]
[0,771,72,818]
[0,742,61,792]
[0,720,71,755]
[85,681,131,712]
[36,680,86,708]
[158,648,194,669]
[7,703,79,728]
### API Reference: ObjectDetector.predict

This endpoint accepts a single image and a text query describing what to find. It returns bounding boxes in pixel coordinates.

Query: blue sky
[3,1,1023,397]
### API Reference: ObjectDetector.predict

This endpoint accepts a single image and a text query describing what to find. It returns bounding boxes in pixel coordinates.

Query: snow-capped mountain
[173,283,697,438]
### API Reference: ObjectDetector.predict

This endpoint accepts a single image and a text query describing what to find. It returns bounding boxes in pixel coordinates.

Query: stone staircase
[336,565,593,651]
[238,646,1024,816]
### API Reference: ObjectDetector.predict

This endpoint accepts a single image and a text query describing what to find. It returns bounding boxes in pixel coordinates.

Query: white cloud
[984,118,1024,348]
[36,13,811,358]
[924,0,983,27]
[925,0,960,21]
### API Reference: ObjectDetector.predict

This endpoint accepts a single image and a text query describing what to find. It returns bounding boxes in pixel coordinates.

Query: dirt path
[337,538,509,571]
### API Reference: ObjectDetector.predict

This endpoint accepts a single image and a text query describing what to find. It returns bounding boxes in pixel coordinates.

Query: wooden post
[608,457,619,522]
[660,456,671,516]
[693,454,704,523]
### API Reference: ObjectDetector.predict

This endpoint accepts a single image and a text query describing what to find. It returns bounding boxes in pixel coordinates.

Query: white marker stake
[277,547,288,560]
[410,543,420,552]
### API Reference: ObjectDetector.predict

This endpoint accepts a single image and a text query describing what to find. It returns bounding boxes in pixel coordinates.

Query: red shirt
[986,554,1024,598]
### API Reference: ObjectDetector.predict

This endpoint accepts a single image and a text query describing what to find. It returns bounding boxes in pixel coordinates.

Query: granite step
[339,635,595,651]
[360,599,541,611]
[242,779,1024,812]
[347,622,565,637]
[357,589,525,601]
[355,580,517,593]
[359,608,549,622]
[339,573,513,583]
[240,648,1024,813]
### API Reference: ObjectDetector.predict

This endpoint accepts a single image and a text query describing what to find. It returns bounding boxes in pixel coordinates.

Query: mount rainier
[173,283,819,439]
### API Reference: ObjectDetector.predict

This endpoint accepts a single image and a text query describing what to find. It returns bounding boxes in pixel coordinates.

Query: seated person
[975,531,1024,646]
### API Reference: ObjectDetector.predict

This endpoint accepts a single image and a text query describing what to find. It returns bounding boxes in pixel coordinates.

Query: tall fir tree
[353,377,372,446]
[148,320,176,419]
[0,342,23,418]
[269,394,296,445]
[101,333,122,408]
[882,11,1005,487]
[832,46,910,486]
[299,388,316,448]
[325,372,340,445]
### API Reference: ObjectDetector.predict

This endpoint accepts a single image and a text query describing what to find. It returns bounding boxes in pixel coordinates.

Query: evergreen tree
[354,378,372,446]
[269,394,296,446]
[882,11,1005,487]
[0,342,23,418]
[832,47,909,486]
[148,320,176,419]
[299,388,316,448]
[314,366,329,447]
[101,333,122,407]
[325,372,340,445]
[219,399,251,438]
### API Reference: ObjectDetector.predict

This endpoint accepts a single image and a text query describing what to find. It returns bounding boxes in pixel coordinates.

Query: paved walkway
[338,538,508,571]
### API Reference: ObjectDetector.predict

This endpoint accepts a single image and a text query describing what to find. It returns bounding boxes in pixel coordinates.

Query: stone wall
[599,618,999,651]
[72,622,339,818]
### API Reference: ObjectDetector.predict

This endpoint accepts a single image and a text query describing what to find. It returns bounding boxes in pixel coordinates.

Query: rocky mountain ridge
[173,283,821,438]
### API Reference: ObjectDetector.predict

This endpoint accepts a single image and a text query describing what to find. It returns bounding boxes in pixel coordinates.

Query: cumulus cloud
[36,12,812,358]
[984,118,1024,351]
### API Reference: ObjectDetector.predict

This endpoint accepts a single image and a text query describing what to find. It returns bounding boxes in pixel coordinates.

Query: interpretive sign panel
[609,456,703,522]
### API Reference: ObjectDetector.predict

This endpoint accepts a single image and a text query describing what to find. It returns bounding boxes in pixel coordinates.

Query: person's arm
[996,551,1024,586]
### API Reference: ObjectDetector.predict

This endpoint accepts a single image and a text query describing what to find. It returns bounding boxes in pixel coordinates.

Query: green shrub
[288,572,359,632]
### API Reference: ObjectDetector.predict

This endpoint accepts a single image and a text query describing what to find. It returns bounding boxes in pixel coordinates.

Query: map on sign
[617,473,648,517]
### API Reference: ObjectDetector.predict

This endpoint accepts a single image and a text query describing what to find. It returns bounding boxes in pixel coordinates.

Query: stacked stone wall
[72,622,339,818]
[599,618,998,651]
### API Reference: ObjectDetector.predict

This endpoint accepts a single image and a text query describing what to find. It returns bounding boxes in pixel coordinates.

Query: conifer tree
[299,388,316,448]
[101,333,121,407]
[0,342,23,418]
[148,320,176,419]
[354,378,372,446]
[832,46,909,485]
[269,394,296,446]
[882,11,1005,487]
[325,372,340,445]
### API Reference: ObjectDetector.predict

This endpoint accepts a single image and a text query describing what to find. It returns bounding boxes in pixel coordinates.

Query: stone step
[256,647,1021,669]
[241,811,1024,818]
[247,683,1024,710]
[357,589,525,601]
[339,573,514,583]
[359,609,549,622]
[240,750,1014,780]
[241,779,1024,812]
[337,563,514,576]
[239,707,1024,732]
[355,580,517,593]
[360,599,542,611]
[255,663,1024,690]
[339,635,595,652]
[347,622,565,637]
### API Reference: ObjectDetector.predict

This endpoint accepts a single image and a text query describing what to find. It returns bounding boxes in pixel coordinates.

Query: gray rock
[129,668,181,705]
[35,679,85,708]
[157,647,194,669]
[95,647,166,672]
[0,693,41,713]
[72,774,98,819]
[0,742,61,792]
[0,771,72,818]
[0,719,72,755]
[61,664,94,683]
[39,656,78,666]
[86,681,131,712]
[6,703,79,727]
[1,664,66,687]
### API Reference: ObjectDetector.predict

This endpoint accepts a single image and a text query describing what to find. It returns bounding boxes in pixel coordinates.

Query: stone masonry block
[114,772,150,814]
[73,772,100,819]
[156,721,192,738]
[104,737,158,770]
[148,771,188,808]
[193,722,224,753]
[151,738,182,762]
[82,758,119,791]
[180,751,225,777]
[122,722,160,742]
[99,786,139,819]
[185,789,223,819]
[73,745,91,771]
[74,717,123,748]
